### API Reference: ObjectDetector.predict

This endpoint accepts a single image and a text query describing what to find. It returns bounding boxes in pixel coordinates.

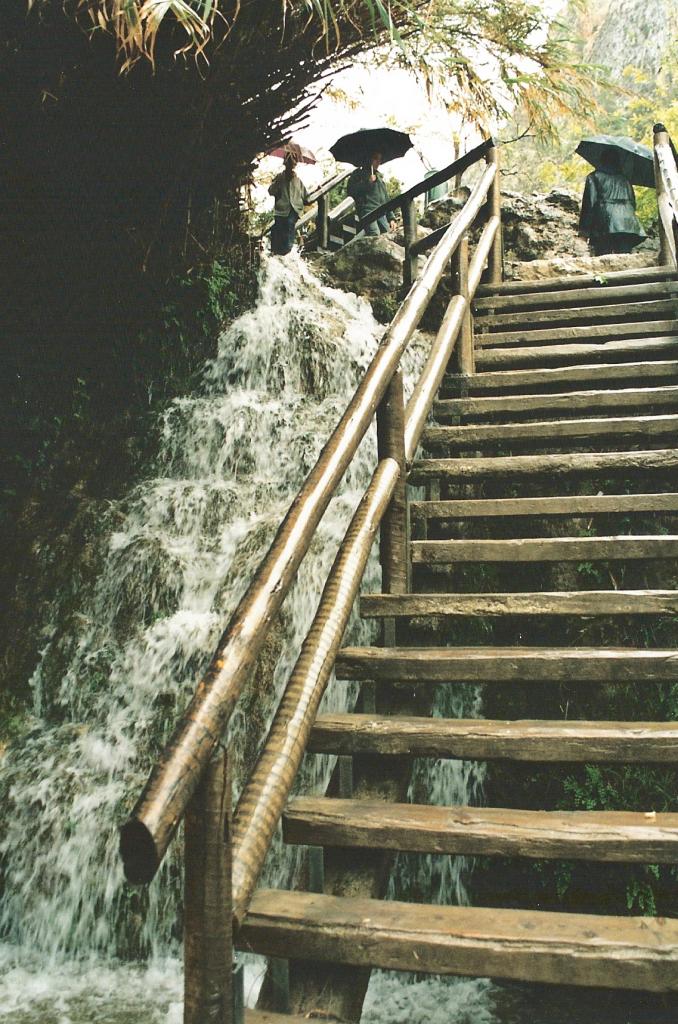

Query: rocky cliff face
[587,0,671,80]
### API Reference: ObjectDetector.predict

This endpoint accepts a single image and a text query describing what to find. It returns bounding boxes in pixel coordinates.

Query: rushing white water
[0,250,489,1022]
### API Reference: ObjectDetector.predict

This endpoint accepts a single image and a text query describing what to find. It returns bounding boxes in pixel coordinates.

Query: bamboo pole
[404,295,465,463]
[402,198,418,287]
[317,194,329,250]
[451,236,474,375]
[184,750,232,1024]
[654,124,678,268]
[485,145,503,284]
[376,370,409,594]
[230,459,400,926]
[468,215,501,296]
[119,167,493,887]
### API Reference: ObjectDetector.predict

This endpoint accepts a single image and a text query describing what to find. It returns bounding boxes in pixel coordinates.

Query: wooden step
[435,385,678,419]
[360,590,678,618]
[476,319,678,350]
[284,799,678,862]
[445,359,678,393]
[309,714,678,762]
[408,448,678,483]
[476,299,678,332]
[411,536,678,564]
[476,336,678,369]
[475,265,677,298]
[474,280,678,313]
[423,414,678,450]
[335,645,678,683]
[239,889,678,991]
[410,493,678,521]
[247,1013,314,1024]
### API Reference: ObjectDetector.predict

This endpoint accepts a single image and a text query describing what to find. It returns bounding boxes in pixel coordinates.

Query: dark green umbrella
[576,135,655,188]
[330,127,412,167]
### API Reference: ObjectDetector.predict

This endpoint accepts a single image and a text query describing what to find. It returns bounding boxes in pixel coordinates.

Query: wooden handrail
[404,208,499,462]
[118,173,494,885]
[230,457,399,925]
[654,123,678,268]
[357,137,494,231]
[224,168,499,923]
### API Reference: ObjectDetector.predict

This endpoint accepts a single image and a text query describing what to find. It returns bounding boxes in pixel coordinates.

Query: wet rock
[508,250,658,282]
[309,235,407,322]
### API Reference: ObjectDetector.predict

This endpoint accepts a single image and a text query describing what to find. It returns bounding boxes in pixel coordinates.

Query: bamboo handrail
[119,161,496,885]
[654,124,678,268]
[227,170,498,919]
[230,458,399,925]
[403,195,499,462]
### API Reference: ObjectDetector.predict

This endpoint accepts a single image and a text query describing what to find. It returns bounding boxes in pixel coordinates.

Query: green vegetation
[501,1,678,225]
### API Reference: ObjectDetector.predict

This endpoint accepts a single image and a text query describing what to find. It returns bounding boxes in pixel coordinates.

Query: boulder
[309,235,407,323]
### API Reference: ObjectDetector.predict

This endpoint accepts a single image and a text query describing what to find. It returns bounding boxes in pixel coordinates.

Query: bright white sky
[253,0,567,205]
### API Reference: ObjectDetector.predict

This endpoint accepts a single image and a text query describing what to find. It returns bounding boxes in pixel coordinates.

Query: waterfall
[0,251,487,1023]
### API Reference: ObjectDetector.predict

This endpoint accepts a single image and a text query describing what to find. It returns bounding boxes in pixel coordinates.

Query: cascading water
[0,251,488,1023]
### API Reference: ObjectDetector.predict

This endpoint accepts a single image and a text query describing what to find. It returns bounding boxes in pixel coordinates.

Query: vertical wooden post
[451,236,474,375]
[401,199,418,288]
[377,368,409,595]
[184,750,232,1024]
[654,123,673,267]
[317,194,329,250]
[485,144,503,284]
[377,369,409,647]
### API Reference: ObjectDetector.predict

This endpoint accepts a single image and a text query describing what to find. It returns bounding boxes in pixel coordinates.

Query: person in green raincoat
[347,151,397,236]
[578,150,646,256]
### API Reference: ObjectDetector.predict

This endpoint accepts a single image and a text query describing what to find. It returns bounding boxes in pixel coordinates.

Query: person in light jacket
[578,150,646,256]
[347,151,396,236]
[268,150,310,255]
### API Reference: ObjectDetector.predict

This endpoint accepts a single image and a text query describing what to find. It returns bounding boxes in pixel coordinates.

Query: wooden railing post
[184,750,233,1024]
[451,235,474,375]
[377,369,409,648]
[317,193,330,250]
[654,123,675,267]
[377,368,409,597]
[402,198,418,287]
[485,144,503,284]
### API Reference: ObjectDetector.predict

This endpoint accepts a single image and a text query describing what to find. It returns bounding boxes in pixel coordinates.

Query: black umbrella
[330,127,413,167]
[576,135,655,188]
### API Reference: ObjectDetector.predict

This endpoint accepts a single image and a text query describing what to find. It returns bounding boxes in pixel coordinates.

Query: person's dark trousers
[271,211,299,255]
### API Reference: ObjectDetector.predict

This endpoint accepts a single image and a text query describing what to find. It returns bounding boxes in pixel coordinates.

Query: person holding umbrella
[347,151,396,236]
[331,128,412,237]
[268,143,312,256]
[577,136,649,256]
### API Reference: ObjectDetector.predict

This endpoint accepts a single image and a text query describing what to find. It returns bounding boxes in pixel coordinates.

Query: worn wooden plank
[474,319,678,349]
[335,645,678,683]
[474,280,678,313]
[412,536,678,564]
[445,359,678,392]
[408,448,678,482]
[475,265,677,298]
[409,493,678,520]
[247,1013,320,1024]
[360,590,678,618]
[238,890,678,991]
[476,336,678,369]
[308,714,678,762]
[283,799,678,862]
[423,414,678,449]
[434,385,678,419]
[477,298,678,331]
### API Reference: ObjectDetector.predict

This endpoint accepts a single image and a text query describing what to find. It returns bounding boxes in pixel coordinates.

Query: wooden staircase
[120,126,678,1024]
[239,263,678,1015]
